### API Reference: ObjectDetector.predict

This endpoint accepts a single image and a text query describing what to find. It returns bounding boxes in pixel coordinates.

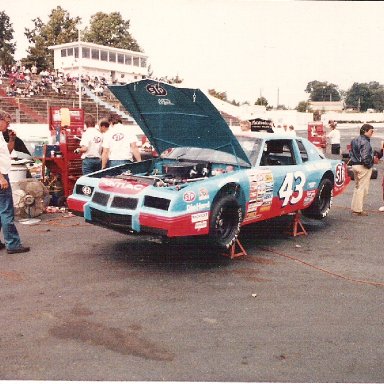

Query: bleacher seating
[0,76,133,125]
[0,74,240,127]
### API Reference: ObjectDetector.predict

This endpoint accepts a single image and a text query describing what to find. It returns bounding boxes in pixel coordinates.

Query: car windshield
[236,136,263,165]
[160,147,251,167]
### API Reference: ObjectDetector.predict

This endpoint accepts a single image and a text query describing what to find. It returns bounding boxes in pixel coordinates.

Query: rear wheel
[302,178,333,220]
[209,195,242,249]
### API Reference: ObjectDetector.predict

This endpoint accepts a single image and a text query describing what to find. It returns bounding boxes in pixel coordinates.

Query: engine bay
[111,159,237,188]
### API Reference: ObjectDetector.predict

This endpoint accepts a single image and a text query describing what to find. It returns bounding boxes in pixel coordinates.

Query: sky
[3,0,384,108]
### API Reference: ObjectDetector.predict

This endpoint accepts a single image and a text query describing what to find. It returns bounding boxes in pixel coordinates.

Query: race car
[67,79,349,249]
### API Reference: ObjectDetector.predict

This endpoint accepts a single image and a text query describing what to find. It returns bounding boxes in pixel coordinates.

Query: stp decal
[335,163,346,187]
[146,83,167,96]
[112,132,124,141]
[183,191,196,203]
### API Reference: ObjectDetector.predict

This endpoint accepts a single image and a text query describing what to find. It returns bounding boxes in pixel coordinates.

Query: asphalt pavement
[0,126,383,382]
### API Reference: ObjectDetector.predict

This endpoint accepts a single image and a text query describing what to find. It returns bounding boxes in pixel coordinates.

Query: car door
[259,138,306,216]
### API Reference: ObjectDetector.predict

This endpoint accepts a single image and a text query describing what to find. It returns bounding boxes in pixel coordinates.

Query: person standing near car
[75,115,109,175]
[0,110,30,254]
[101,115,141,169]
[327,120,341,155]
[349,123,374,216]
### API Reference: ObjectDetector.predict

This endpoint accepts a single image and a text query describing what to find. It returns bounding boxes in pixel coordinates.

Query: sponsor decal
[186,201,210,212]
[191,211,209,223]
[158,98,174,106]
[198,188,209,200]
[259,205,271,212]
[303,189,316,206]
[99,178,148,195]
[195,221,208,230]
[81,185,92,196]
[335,163,346,187]
[308,181,317,189]
[244,211,263,221]
[183,191,196,203]
[146,83,167,96]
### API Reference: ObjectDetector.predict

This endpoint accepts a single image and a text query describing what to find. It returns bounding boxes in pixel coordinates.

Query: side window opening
[260,139,296,166]
[296,139,309,162]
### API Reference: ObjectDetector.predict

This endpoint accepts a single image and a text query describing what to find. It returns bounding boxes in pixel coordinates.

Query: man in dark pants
[0,110,30,253]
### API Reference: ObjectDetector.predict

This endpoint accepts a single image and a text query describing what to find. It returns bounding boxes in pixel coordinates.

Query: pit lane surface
[0,126,383,382]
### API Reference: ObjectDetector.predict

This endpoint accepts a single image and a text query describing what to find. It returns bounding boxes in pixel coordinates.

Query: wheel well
[212,183,245,213]
[322,171,334,186]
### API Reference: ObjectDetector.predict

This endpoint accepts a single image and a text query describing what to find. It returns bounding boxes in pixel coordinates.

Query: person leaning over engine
[101,116,141,169]
[75,115,109,175]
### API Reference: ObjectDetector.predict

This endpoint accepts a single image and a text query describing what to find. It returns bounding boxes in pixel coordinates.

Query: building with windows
[309,101,345,112]
[49,41,148,83]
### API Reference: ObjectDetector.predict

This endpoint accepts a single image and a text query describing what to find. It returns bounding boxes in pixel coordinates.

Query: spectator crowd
[0,63,108,99]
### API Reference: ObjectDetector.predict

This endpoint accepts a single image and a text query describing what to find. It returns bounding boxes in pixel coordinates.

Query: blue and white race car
[67,79,349,249]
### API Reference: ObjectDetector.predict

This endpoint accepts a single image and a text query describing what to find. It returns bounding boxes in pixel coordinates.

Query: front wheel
[302,178,333,220]
[209,195,242,249]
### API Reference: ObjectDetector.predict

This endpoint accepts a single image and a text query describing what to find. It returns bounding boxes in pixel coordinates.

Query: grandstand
[0,75,240,127]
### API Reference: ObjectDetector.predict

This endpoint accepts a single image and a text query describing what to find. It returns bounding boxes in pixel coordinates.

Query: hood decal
[109,80,251,167]
[99,178,149,195]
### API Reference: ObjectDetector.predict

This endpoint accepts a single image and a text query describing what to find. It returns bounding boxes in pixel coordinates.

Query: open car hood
[109,80,251,167]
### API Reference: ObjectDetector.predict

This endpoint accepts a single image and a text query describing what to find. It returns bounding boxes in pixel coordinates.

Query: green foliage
[255,96,268,107]
[208,89,228,101]
[82,12,141,52]
[296,101,311,112]
[0,11,16,67]
[345,81,384,112]
[24,6,80,70]
[305,80,341,102]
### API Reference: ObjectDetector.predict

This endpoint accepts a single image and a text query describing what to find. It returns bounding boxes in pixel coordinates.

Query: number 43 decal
[279,171,306,207]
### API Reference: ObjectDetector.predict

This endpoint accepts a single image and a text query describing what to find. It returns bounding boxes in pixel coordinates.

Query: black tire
[302,178,333,220]
[209,195,242,249]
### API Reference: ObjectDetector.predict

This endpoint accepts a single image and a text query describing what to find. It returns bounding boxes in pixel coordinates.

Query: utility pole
[77,26,82,109]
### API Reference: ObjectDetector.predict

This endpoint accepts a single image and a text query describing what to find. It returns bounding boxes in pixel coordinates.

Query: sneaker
[352,211,369,216]
[7,246,30,254]
[0,242,5,250]
[379,206,384,212]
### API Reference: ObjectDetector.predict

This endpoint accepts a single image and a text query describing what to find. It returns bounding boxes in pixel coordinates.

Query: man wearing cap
[349,123,374,216]
[0,110,30,253]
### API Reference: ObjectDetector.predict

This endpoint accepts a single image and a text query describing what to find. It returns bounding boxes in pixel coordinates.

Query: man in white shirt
[0,110,30,254]
[76,115,109,175]
[327,120,341,155]
[101,116,141,169]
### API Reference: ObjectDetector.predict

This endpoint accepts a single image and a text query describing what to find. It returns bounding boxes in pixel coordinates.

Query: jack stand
[285,211,308,237]
[222,238,248,259]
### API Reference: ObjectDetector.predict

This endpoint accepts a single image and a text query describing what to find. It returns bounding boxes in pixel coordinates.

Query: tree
[0,11,16,68]
[82,12,141,52]
[305,80,341,102]
[296,101,311,112]
[345,81,384,112]
[255,97,268,107]
[208,89,228,101]
[24,6,80,70]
